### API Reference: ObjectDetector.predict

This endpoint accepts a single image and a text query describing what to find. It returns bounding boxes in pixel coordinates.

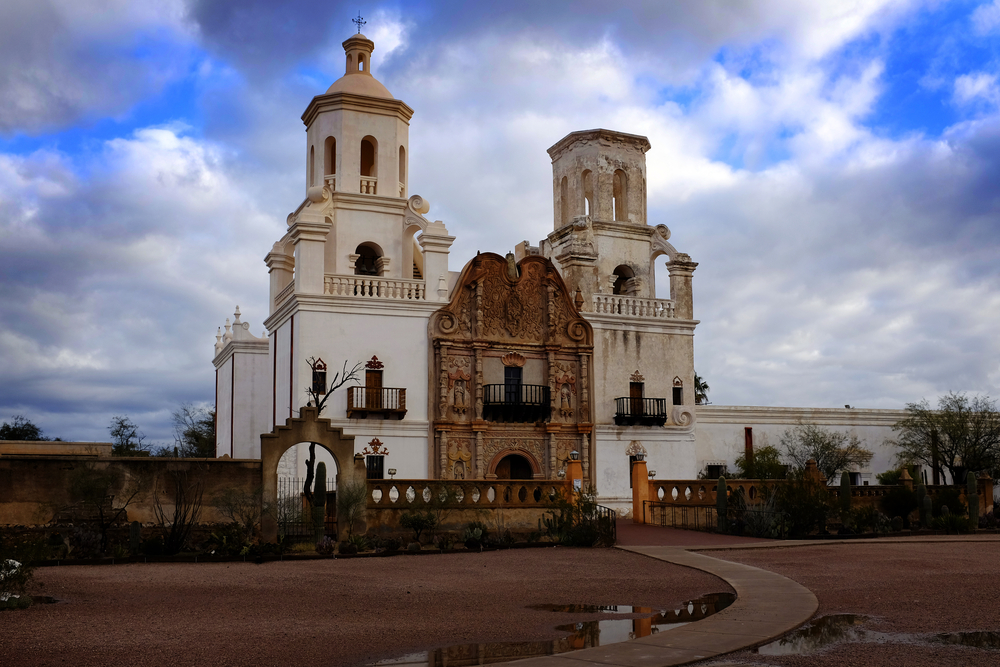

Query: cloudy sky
[1,0,999,444]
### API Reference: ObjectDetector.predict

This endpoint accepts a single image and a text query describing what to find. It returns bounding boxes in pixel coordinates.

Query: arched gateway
[260,407,361,542]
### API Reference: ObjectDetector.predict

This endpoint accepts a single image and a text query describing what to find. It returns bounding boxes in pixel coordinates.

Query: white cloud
[971,0,1000,34]
[954,71,1000,107]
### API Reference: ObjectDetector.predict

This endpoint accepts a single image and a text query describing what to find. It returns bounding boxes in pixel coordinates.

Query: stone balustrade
[367,478,571,509]
[324,275,426,300]
[324,174,336,191]
[592,294,676,319]
[360,176,377,194]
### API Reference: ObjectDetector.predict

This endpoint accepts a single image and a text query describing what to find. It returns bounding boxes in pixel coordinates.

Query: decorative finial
[352,12,366,34]
[233,305,241,324]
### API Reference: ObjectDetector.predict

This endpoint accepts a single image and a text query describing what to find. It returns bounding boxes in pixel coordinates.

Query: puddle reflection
[372,593,735,666]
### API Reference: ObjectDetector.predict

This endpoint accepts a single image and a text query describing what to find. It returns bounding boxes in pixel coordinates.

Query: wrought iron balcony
[347,387,407,420]
[614,397,668,426]
[483,384,550,423]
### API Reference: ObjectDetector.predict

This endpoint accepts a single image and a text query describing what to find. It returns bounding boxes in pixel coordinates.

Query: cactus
[839,471,852,517]
[967,472,980,528]
[716,477,728,534]
[129,521,142,554]
[921,494,932,528]
[312,462,327,545]
[915,483,927,523]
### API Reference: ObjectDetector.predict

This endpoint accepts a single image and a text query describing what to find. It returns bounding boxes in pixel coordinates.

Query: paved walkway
[504,523,818,667]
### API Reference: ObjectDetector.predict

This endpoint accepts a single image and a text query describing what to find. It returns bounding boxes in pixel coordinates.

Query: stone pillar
[900,468,913,490]
[667,255,698,320]
[289,218,329,295]
[631,458,649,524]
[566,457,583,492]
[418,220,455,302]
[264,244,294,315]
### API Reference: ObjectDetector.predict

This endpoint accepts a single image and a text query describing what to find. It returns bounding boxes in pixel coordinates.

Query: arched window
[612,265,635,295]
[360,136,378,194]
[309,145,315,186]
[346,54,354,71]
[358,54,365,71]
[613,169,628,221]
[582,170,593,217]
[398,145,406,197]
[324,136,336,177]
[354,243,382,276]
[560,176,569,226]
[673,376,684,406]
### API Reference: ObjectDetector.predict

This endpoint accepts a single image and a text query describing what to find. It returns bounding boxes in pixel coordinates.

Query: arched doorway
[276,442,339,541]
[260,407,359,542]
[494,453,534,480]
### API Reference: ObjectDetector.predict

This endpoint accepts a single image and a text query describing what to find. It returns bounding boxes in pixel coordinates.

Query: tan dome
[325,73,394,99]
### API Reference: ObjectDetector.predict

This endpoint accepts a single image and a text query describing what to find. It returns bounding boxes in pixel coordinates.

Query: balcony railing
[348,387,406,420]
[614,397,668,426]
[325,275,426,300]
[483,384,550,423]
[324,174,336,191]
[593,295,676,319]
[360,176,377,194]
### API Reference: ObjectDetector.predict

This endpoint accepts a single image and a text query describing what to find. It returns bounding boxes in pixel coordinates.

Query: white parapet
[324,274,427,300]
[592,294,676,319]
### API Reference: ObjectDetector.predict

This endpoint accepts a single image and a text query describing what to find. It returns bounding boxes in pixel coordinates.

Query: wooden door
[366,370,383,409]
[629,382,644,416]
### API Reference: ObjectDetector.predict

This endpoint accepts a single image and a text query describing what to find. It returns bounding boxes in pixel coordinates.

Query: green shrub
[932,512,972,534]
[539,487,614,547]
[933,488,965,517]
[774,472,831,536]
[315,536,335,555]
[880,486,918,529]
[400,510,438,543]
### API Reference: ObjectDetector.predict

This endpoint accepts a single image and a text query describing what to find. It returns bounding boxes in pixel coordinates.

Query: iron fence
[643,501,789,539]
[277,477,336,540]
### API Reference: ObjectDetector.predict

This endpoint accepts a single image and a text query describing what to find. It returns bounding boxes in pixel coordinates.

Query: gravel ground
[1,548,729,667]
[700,538,1000,667]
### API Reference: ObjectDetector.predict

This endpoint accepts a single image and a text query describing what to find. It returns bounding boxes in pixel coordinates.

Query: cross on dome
[352,12,366,34]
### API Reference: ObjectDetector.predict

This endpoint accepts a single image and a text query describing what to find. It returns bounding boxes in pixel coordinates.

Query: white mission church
[212,31,907,512]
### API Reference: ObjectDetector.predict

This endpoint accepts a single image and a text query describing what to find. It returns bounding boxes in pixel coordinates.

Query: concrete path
[505,538,818,667]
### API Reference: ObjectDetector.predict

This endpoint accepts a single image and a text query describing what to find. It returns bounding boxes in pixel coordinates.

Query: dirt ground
[701,538,1000,667]
[1,547,729,667]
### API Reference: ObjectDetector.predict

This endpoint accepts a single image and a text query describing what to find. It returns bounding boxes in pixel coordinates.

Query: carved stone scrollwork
[484,436,544,473]
[672,405,696,427]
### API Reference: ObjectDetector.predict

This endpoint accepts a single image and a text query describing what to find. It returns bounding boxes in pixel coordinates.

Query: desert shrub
[773,473,831,537]
[851,505,890,534]
[370,535,401,551]
[432,534,454,550]
[933,488,966,517]
[880,486,918,529]
[204,523,250,556]
[400,510,438,543]
[539,487,614,547]
[932,512,972,534]
[348,534,369,551]
[70,526,102,559]
[315,536,335,555]
[980,511,998,529]
[0,532,45,610]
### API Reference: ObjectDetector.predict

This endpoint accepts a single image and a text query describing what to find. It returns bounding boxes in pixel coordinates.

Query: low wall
[639,474,993,523]
[365,479,574,537]
[0,455,261,526]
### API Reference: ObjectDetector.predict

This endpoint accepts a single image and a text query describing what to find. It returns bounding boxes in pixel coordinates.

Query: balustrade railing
[366,479,572,510]
[274,281,294,307]
[592,295,676,319]
[324,174,336,191]
[614,397,668,426]
[347,387,406,419]
[483,384,551,423]
[324,275,426,300]
[360,176,377,194]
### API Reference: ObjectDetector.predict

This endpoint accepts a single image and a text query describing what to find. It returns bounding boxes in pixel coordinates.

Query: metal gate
[277,477,337,540]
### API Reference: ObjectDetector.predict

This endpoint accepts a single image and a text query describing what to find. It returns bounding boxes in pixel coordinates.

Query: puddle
[754,614,872,656]
[372,593,735,666]
[752,615,1000,657]
[933,631,1000,650]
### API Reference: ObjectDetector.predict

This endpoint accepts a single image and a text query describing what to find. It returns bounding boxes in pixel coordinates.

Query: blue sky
[1,0,999,445]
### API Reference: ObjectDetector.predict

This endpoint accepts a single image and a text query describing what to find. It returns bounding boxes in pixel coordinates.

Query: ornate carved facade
[430,253,595,481]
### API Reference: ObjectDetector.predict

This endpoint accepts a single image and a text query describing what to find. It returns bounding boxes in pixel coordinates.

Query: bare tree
[153,471,204,554]
[68,464,146,553]
[171,404,216,458]
[304,357,362,415]
[109,415,149,457]
[780,424,873,484]
[892,392,1000,484]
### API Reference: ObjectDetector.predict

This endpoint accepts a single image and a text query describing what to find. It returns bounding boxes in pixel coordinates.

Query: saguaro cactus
[967,472,979,529]
[716,477,728,534]
[313,462,327,544]
[839,471,852,520]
